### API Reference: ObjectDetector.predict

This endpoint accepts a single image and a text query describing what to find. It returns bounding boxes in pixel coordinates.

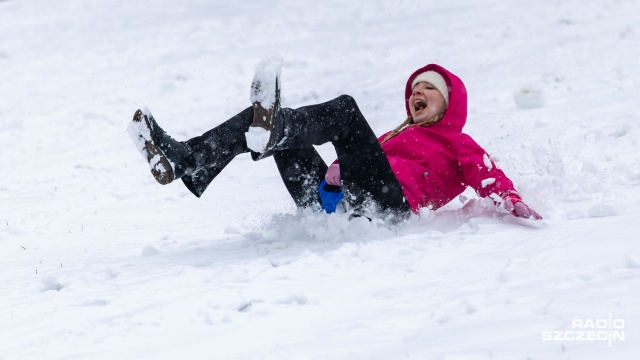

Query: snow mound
[587,203,619,218]
[264,209,397,244]
[40,276,64,292]
[513,84,545,109]
[141,245,159,256]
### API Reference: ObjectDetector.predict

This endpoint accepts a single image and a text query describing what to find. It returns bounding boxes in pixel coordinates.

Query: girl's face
[409,82,447,125]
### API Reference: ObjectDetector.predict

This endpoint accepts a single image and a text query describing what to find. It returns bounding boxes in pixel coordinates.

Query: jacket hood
[405,64,467,132]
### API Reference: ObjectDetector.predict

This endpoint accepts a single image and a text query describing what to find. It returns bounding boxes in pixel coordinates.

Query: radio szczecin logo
[542,313,624,347]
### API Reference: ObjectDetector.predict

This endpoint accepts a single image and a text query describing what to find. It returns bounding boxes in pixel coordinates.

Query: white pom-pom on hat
[411,71,449,105]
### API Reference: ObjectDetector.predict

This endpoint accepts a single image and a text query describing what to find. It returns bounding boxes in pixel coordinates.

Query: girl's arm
[456,134,542,220]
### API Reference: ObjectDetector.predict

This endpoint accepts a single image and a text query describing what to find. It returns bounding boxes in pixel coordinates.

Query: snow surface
[1,0,640,359]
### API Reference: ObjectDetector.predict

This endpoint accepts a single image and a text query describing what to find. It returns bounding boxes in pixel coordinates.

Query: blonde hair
[381,113,444,144]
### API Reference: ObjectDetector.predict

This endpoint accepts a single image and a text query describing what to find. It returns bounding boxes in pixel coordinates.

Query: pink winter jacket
[381,64,518,213]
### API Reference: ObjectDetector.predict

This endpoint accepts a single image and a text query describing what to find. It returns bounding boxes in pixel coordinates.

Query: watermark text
[542,314,624,347]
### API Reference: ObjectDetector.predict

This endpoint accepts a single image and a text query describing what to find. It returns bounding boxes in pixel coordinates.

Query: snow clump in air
[483,153,493,170]
[481,178,496,188]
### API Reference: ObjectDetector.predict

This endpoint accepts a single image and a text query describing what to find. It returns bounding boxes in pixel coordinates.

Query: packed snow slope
[1,0,639,359]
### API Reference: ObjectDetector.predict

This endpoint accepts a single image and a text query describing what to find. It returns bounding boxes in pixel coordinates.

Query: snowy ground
[1,0,640,359]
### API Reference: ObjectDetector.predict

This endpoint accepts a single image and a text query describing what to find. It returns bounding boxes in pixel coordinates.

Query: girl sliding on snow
[128,55,541,221]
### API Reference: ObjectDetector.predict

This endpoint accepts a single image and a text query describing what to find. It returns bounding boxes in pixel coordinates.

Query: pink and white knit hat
[411,71,449,105]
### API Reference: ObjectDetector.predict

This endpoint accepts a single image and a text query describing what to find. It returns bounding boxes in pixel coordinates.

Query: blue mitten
[318,180,344,214]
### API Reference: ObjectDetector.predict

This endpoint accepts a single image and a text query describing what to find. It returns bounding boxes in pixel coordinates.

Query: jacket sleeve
[455,134,518,200]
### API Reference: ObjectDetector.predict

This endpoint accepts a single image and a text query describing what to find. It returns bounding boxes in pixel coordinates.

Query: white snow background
[1,0,639,359]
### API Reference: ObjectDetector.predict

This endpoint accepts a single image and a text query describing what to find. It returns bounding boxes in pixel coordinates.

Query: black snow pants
[180,95,410,216]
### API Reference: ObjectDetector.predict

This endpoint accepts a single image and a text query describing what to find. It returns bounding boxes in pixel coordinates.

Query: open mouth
[414,100,427,111]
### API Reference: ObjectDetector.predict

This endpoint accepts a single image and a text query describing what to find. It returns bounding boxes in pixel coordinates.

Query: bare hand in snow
[325,163,342,186]
[505,198,542,220]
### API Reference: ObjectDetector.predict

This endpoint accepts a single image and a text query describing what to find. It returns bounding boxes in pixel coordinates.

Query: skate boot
[245,54,284,154]
[128,108,192,185]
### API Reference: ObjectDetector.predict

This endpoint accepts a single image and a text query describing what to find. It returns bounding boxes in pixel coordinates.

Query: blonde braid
[381,113,444,144]
[381,116,414,144]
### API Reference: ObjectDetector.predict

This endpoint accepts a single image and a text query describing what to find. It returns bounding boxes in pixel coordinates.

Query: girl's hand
[504,196,542,220]
[325,164,342,186]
